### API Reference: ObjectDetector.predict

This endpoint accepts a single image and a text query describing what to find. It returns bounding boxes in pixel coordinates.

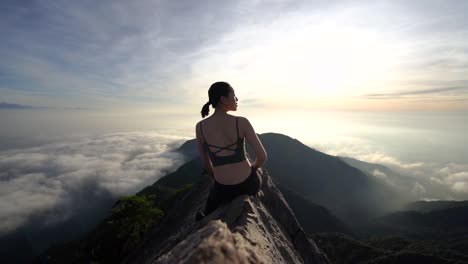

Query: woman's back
[197,114,253,184]
[200,114,242,157]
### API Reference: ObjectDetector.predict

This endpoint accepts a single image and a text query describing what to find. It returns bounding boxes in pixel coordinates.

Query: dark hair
[200,81,232,118]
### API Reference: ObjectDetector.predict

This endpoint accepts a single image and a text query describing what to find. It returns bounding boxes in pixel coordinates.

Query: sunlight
[267,22,399,98]
[187,16,404,111]
[193,19,404,110]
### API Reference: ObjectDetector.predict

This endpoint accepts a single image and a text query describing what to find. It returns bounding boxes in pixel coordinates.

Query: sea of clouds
[312,137,468,201]
[1,129,467,236]
[0,131,188,235]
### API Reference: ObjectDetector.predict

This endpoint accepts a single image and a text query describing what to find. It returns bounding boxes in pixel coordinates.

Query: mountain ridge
[180,132,406,225]
[123,167,331,263]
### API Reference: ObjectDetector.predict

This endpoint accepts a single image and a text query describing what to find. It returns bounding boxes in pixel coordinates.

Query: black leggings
[203,167,262,215]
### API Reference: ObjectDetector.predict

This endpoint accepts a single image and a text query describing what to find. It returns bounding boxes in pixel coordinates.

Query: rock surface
[124,169,330,264]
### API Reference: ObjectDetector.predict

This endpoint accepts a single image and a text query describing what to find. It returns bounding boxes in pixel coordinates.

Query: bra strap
[236,117,239,138]
[200,121,206,143]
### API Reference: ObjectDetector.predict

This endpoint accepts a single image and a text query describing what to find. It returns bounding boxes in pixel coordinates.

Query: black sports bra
[200,117,247,167]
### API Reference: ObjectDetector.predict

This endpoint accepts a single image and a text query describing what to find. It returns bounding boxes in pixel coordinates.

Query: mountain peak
[123,169,330,264]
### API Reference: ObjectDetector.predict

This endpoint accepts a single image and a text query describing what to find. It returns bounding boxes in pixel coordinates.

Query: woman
[195,81,268,220]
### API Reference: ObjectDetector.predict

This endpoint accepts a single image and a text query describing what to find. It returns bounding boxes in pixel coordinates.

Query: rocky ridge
[123,168,330,264]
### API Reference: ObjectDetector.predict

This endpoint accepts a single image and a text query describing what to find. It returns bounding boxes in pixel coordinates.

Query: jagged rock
[124,169,330,264]
[155,220,266,263]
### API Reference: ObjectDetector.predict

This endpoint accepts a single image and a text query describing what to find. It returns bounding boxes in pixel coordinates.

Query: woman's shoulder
[195,117,212,130]
[196,116,212,124]
[230,114,247,120]
[234,115,250,124]
[195,119,207,132]
[233,116,253,136]
[196,115,249,125]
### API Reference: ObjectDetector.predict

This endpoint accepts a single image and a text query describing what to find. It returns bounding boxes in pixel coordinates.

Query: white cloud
[430,177,443,184]
[452,182,468,193]
[0,131,188,234]
[311,139,468,200]
[372,169,388,180]
[358,152,425,170]
[412,182,426,195]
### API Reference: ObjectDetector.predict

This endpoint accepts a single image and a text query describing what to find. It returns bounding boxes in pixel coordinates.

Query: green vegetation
[138,183,194,211]
[90,183,194,260]
[40,183,194,264]
[106,195,164,249]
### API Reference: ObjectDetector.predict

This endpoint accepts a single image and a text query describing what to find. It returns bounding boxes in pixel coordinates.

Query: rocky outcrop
[124,169,330,264]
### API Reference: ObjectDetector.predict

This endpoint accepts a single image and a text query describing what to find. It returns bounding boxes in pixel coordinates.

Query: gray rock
[124,169,330,264]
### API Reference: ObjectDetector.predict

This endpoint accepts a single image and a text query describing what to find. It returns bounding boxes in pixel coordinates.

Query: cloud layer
[314,139,468,201]
[1,126,466,235]
[0,131,187,234]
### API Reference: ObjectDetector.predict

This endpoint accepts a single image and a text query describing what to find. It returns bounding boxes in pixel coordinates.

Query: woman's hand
[257,167,263,175]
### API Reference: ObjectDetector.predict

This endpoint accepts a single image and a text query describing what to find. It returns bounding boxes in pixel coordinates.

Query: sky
[1,0,468,236]
[1,0,468,112]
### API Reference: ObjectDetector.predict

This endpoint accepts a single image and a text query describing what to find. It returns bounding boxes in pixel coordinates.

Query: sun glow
[190,15,405,110]
[262,23,400,99]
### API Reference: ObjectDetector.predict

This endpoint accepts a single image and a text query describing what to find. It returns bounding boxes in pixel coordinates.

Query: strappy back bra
[200,117,247,167]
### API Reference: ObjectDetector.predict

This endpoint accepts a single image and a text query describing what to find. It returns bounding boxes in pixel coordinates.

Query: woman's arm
[240,117,268,169]
[195,122,214,177]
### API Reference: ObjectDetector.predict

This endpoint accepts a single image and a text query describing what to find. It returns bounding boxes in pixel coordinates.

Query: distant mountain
[0,102,46,109]
[259,133,405,224]
[355,201,468,259]
[0,102,88,110]
[339,156,453,202]
[277,185,352,235]
[308,233,385,264]
[312,233,467,264]
[365,203,468,237]
[403,200,468,213]
[338,156,417,200]
[180,133,406,225]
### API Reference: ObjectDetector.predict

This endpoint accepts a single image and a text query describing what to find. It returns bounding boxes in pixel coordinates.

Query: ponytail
[200,81,231,118]
[201,101,211,118]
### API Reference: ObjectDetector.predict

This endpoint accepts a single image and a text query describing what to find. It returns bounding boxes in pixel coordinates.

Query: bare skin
[196,86,268,185]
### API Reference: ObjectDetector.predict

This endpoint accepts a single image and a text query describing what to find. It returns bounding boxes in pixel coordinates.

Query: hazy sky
[1,0,467,112]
